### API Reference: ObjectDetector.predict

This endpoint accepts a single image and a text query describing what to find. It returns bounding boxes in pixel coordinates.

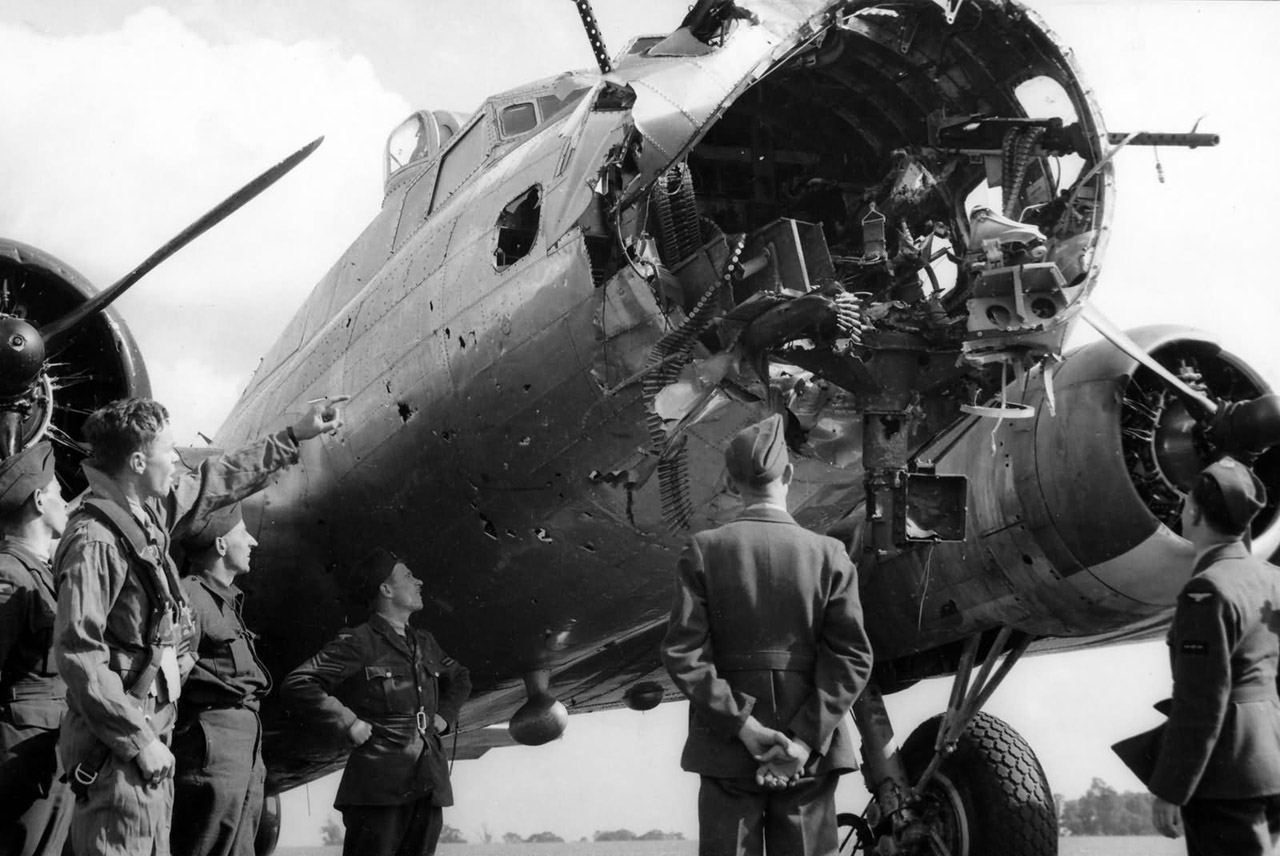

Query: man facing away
[662,413,874,856]
[0,441,71,856]
[1146,456,1280,855]
[170,502,271,856]
[54,396,345,856]
[283,549,471,856]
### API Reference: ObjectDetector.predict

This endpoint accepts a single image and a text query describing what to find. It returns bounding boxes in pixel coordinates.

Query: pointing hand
[292,395,350,440]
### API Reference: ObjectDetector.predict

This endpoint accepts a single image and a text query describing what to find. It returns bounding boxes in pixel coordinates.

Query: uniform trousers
[340,796,444,856]
[1182,794,1280,856]
[0,718,72,856]
[697,774,839,856]
[171,707,265,856]
[60,703,174,856]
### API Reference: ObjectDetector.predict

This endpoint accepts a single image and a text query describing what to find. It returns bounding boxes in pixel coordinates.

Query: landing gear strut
[847,629,1056,855]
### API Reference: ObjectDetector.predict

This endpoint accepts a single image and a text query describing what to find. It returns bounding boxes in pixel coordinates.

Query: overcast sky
[0,0,1277,845]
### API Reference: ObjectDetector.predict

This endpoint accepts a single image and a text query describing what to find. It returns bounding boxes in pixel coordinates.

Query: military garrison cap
[349,547,401,604]
[1203,456,1267,531]
[180,503,244,551]
[0,440,54,514]
[724,413,789,487]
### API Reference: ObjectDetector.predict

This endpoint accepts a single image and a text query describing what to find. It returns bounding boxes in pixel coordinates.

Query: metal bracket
[912,627,1030,797]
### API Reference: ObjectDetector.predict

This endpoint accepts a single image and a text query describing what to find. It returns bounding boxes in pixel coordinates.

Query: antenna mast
[572,0,613,74]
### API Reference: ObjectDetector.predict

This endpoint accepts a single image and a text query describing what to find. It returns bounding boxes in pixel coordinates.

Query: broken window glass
[494,187,541,270]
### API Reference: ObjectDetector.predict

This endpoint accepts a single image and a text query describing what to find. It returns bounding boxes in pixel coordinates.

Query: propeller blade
[1079,302,1219,417]
[41,136,324,347]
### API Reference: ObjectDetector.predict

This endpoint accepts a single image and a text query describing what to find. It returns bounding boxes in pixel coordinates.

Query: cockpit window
[386,114,431,177]
[537,89,589,125]
[500,103,538,137]
[431,120,487,213]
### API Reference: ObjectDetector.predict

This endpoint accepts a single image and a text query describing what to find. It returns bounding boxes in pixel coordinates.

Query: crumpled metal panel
[615,0,841,198]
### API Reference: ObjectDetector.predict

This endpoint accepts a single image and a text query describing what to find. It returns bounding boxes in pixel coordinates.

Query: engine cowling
[0,238,149,486]
[863,326,1278,664]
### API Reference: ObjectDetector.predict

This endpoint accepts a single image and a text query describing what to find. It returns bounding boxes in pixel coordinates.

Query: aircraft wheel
[898,711,1057,856]
[255,792,281,856]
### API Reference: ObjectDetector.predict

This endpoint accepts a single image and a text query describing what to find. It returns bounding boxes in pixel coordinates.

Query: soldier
[0,441,71,856]
[170,503,270,856]
[54,396,345,856]
[1146,456,1280,855]
[282,549,471,856]
[661,413,874,856]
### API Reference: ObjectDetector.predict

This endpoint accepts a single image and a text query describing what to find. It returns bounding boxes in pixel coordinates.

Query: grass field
[277,836,1186,855]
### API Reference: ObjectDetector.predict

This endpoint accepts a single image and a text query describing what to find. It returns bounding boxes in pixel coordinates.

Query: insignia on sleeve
[1181,640,1209,655]
[442,655,456,665]
[1184,591,1214,604]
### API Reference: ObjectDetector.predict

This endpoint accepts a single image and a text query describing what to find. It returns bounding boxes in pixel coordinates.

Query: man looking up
[55,396,345,856]
[1147,457,1280,855]
[283,549,471,856]
[662,413,874,856]
[0,441,71,856]
[170,502,271,856]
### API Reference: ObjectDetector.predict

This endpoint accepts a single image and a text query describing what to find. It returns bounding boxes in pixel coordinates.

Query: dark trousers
[1182,794,1280,856]
[171,708,265,856]
[697,774,839,856]
[0,720,72,856]
[341,797,443,856]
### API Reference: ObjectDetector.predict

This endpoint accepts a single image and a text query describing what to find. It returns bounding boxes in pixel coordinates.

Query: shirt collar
[196,571,243,605]
[82,463,150,527]
[369,613,413,655]
[1193,540,1252,574]
[3,535,50,564]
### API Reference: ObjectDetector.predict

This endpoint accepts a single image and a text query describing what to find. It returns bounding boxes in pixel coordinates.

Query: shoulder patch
[1184,591,1215,604]
[1181,640,1210,655]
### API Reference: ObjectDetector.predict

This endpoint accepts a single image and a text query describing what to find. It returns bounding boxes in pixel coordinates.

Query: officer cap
[180,503,243,551]
[724,413,789,487]
[0,441,55,515]
[1202,456,1267,531]
[349,547,401,604]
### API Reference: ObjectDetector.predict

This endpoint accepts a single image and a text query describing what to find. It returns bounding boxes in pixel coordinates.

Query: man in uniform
[661,413,874,856]
[54,396,346,856]
[282,549,471,856]
[0,441,71,856]
[1148,456,1280,854]
[170,502,271,856]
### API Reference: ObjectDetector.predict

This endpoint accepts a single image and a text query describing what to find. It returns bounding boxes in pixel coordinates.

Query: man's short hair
[82,398,170,473]
[1190,473,1240,535]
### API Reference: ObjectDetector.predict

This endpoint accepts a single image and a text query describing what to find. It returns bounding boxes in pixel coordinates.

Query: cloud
[0,7,410,443]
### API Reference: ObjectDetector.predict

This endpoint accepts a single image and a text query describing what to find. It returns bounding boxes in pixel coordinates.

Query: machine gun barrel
[1107,131,1219,148]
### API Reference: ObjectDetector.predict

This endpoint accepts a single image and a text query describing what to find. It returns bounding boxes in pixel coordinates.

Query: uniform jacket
[281,614,471,808]
[0,541,64,732]
[661,504,873,779]
[178,573,270,713]
[0,539,67,815]
[1149,541,1280,804]
[55,430,300,764]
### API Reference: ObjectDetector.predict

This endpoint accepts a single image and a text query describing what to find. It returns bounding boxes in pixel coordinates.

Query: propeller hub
[0,316,45,396]
[1211,394,1280,459]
